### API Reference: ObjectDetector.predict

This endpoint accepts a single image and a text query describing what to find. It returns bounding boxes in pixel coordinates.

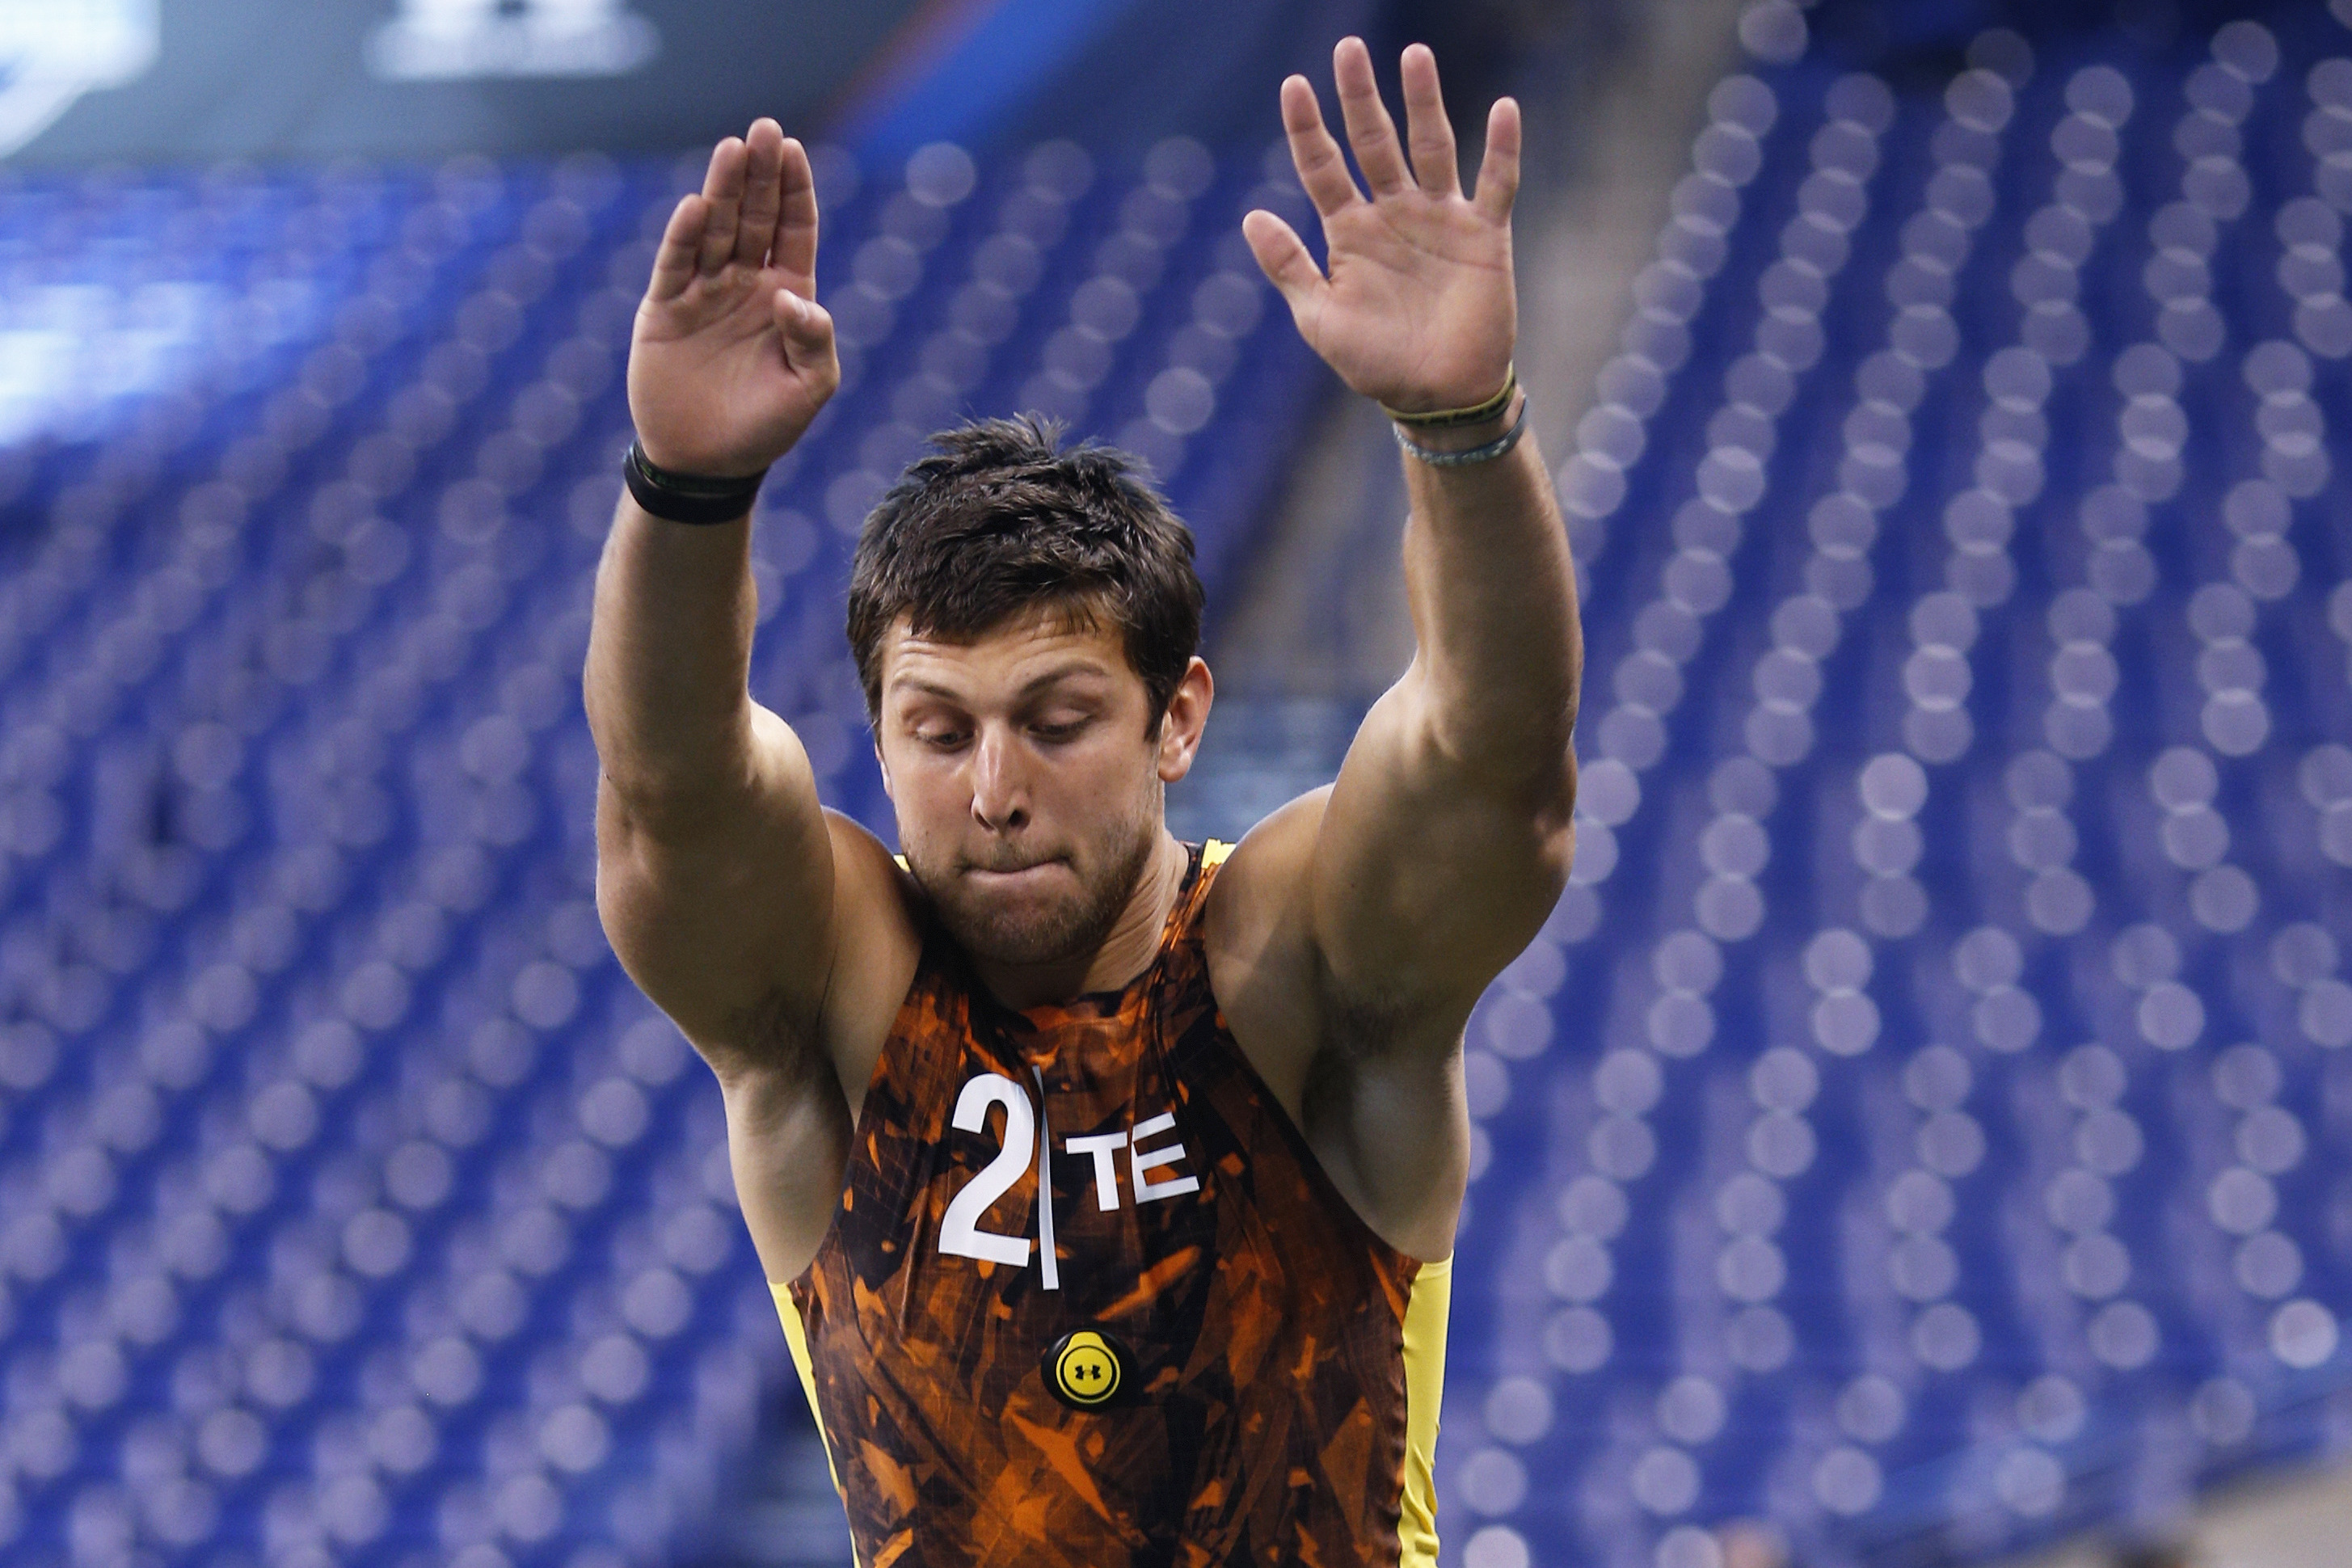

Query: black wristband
[622,438,768,525]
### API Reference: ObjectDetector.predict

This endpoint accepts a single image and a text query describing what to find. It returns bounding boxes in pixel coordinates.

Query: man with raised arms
[588,36,1580,1568]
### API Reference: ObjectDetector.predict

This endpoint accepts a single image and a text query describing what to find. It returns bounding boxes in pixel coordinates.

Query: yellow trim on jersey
[771,1282,858,1564]
[1397,1251,1452,1568]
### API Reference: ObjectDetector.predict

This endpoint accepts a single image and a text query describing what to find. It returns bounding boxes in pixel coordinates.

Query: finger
[774,288,836,365]
[1332,36,1411,197]
[647,193,706,301]
[1399,43,1459,197]
[696,135,747,275]
[773,136,820,289]
[733,119,785,269]
[1241,209,1329,318]
[1473,96,1522,223]
[1280,74,1362,218]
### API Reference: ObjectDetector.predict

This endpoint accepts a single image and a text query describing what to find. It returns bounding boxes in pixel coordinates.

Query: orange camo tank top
[770,840,1452,1568]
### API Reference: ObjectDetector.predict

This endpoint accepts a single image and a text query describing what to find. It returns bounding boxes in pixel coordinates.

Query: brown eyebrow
[888,660,1112,706]
[1013,660,1114,696]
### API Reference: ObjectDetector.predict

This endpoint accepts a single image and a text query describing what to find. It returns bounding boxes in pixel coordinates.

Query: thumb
[1241,209,1327,320]
[775,288,836,360]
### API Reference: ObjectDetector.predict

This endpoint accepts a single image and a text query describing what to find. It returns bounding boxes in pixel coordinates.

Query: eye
[1031,719,1087,743]
[915,727,968,750]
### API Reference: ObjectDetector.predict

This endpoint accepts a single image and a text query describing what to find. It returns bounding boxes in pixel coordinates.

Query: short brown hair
[845,415,1205,732]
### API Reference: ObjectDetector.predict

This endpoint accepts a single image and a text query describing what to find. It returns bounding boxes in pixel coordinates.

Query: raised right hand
[627,118,839,478]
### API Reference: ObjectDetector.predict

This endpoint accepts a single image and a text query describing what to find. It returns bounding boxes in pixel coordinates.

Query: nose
[968,726,1030,832]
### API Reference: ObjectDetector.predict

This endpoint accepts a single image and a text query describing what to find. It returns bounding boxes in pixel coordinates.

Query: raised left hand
[1242,38,1519,415]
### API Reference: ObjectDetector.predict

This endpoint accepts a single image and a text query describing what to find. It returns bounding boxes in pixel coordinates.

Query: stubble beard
[914,799,1160,970]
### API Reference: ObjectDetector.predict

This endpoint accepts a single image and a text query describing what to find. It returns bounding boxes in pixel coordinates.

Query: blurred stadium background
[2,1,2350,1565]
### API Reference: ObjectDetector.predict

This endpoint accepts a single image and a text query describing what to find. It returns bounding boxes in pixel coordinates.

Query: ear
[1155,658,1213,784]
[874,734,894,801]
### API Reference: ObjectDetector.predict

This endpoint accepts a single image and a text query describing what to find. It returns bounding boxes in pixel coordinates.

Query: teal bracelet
[1393,395,1529,467]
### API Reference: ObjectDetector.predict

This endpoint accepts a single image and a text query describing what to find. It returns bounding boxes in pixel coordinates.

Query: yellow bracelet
[1380,364,1517,429]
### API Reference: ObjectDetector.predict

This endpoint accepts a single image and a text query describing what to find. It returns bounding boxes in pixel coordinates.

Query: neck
[974,831,1190,1011]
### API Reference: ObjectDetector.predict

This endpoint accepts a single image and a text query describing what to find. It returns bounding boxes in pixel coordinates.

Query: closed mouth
[967,858,1064,879]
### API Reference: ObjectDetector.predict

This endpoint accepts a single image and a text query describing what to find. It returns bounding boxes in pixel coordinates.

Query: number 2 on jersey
[938,1072,1034,1267]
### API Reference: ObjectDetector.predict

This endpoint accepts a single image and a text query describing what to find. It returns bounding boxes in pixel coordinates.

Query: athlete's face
[875,606,1211,968]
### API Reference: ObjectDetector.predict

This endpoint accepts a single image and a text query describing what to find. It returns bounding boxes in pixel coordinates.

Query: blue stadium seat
[1450,9,2352,1566]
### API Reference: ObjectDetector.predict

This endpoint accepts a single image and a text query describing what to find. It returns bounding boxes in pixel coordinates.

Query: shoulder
[815,810,925,1115]
[1197,789,1330,1115]
[1201,788,1326,976]
[1202,787,1457,1063]
[1198,789,1469,1263]
[821,808,915,900]
[1199,784,1456,1037]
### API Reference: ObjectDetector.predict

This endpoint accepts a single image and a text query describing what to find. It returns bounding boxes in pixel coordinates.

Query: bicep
[594,702,841,1075]
[1309,669,1576,1014]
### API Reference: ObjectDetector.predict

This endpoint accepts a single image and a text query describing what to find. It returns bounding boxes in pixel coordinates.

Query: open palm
[1242,40,1520,417]
[628,119,840,478]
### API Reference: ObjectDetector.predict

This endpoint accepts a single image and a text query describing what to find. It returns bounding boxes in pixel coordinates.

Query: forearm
[1396,398,1583,793]
[583,492,761,814]
[586,484,840,1081]
[591,112,837,822]
[1261,40,1575,1014]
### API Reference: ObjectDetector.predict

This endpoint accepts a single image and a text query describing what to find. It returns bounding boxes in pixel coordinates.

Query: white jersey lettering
[938,1072,1034,1267]
[1130,1111,1200,1203]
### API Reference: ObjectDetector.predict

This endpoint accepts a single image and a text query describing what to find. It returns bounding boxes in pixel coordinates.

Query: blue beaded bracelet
[1392,395,1529,467]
